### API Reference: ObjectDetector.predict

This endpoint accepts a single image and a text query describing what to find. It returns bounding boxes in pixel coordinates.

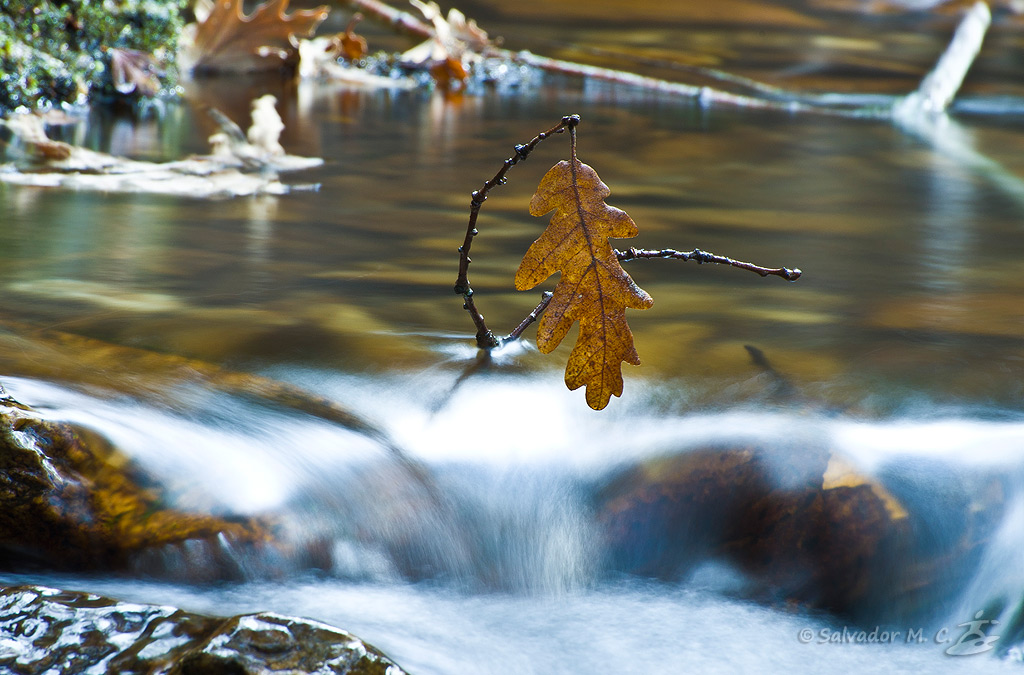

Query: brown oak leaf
[515,158,654,410]
[185,0,329,74]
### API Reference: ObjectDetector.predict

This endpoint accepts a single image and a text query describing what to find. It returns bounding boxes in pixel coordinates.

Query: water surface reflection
[1,3,1023,671]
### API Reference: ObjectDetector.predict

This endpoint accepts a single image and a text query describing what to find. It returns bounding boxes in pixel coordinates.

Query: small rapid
[2,369,1023,673]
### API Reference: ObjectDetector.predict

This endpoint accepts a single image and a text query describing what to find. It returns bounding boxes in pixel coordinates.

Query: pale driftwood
[894,1,991,119]
[0,96,322,198]
[892,2,1024,205]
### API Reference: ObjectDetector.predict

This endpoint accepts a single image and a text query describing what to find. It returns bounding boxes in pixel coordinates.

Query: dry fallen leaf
[338,13,368,62]
[183,0,329,74]
[402,0,492,87]
[515,156,654,410]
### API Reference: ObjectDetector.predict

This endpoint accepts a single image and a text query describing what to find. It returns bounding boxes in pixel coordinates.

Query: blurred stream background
[1,0,1024,672]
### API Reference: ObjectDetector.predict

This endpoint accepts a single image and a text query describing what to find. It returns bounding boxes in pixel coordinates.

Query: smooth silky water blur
[2,2,1024,672]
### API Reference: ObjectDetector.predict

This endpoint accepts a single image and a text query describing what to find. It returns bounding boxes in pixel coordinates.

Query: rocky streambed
[2,368,1023,673]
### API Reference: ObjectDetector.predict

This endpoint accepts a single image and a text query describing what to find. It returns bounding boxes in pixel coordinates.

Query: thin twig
[339,0,433,40]
[339,0,854,116]
[510,52,869,117]
[461,294,495,348]
[505,291,553,343]
[744,344,800,402]
[616,247,802,281]
[558,43,903,112]
[455,114,580,349]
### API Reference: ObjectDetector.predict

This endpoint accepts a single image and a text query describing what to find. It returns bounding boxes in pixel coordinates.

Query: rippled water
[2,0,1024,672]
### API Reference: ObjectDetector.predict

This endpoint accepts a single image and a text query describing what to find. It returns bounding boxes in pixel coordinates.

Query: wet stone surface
[0,585,406,675]
[0,394,272,577]
[595,442,1005,624]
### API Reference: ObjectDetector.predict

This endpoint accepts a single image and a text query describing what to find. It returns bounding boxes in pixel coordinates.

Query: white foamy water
[3,372,1024,673]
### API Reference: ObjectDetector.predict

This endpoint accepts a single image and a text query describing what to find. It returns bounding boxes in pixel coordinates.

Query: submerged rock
[0,393,272,577]
[595,442,1003,623]
[0,584,406,674]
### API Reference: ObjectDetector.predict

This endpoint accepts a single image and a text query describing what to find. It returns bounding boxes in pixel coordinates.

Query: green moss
[0,0,190,114]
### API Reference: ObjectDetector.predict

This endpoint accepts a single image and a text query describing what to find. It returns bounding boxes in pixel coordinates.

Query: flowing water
[2,1,1024,673]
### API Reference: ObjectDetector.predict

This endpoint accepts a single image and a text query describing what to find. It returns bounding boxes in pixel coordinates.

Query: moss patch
[0,0,189,113]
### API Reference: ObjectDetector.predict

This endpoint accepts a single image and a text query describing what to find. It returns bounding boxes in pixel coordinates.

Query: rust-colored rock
[595,443,1002,622]
[597,445,779,577]
[0,395,271,575]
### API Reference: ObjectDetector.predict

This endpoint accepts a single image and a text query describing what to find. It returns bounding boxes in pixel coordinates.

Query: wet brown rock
[0,585,406,675]
[0,395,271,575]
[595,443,1001,622]
[169,612,401,675]
[721,453,908,613]
[597,445,782,577]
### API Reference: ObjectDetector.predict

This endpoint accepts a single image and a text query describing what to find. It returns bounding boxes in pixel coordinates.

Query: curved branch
[454,115,580,349]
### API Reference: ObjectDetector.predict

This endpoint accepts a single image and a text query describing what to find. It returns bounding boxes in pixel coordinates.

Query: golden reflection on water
[0,0,1023,412]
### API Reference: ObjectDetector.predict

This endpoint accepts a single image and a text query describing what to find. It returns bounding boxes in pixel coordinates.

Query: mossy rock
[595,442,1003,622]
[0,391,273,576]
[0,319,443,581]
[0,584,407,675]
[0,0,188,113]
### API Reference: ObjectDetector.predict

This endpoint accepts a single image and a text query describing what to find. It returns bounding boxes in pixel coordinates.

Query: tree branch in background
[343,0,998,123]
[341,0,433,40]
[894,0,990,119]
